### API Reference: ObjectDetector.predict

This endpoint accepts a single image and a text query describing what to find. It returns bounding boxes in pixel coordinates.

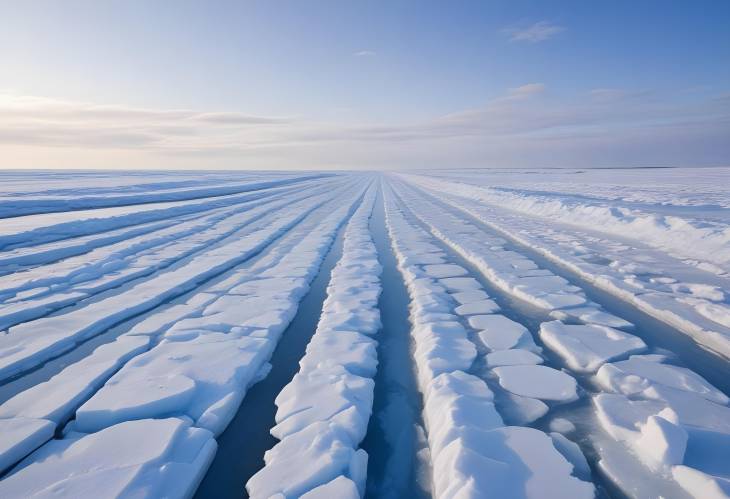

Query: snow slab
[271,364,374,443]
[423,264,468,278]
[494,365,579,402]
[451,290,490,305]
[0,418,216,499]
[454,299,500,316]
[539,320,646,372]
[75,334,273,436]
[472,314,534,351]
[433,426,594,498]
[439,277,482,291]
[596,355,729,405]
[485,349,543,368]
[246,422,367,499]
[0,418,55,475]
[550,432,591,478]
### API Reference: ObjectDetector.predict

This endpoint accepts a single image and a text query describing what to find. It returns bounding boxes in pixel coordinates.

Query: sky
[1,0,729,170]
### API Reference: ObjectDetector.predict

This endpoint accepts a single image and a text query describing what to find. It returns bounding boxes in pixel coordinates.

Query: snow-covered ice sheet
[0,173,370,496]
[1,170,727,498]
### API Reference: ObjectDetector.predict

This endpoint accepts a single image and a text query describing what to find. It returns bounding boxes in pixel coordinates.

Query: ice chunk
[75,334,272,436]
[485,349,543,367]
[272,365,373,443]
[635,411,688,470]
[550,306,634,329]
[471,315,531,351]
[423,264,468,278]
[499,392,549,425]
[432,426,594,498]
[439,277,481,291]
[550,432,591,478]
[423,371,503,456]
[299,330,377,378]
[549,418,576,434]
[0,418,216,499]
[454,299,500,316]
[539,321,646,372]
[596,355,729,404]
[0,418,55,474]
[673,465,730,499]
[494,365,579,402]
[75,374,197,433]
[451,290,490,305]
[299,475,360,499]
[247,422,367,498]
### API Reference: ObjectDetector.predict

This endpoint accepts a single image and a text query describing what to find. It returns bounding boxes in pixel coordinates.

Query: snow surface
[0,169,727,498]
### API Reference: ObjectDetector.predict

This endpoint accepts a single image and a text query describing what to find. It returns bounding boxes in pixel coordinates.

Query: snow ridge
[0,179,370,496]
[247,187,381,498]
[383,186,593,498]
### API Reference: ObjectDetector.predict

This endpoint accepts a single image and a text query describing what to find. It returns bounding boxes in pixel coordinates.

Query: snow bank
[247,189,380,498]
[403,173,730,274]
[405,175,730,359]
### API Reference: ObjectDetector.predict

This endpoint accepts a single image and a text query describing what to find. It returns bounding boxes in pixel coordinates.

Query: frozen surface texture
[0,169,727,498]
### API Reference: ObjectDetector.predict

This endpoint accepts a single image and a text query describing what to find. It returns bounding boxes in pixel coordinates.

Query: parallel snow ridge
[0,177,369,494]
[247,188,381,498]
[401,173,730,358]
[403,173,730,275]
[392,177,730,497]
[0,188,334,382]
[0,182,333,331]
[0,174,330,218]
[391,179,628,323]
[383,189,593,498]
[70,185,367,437]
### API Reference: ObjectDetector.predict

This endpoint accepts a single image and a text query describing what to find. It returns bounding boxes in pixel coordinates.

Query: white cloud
[1,86,728,169]
[353,50,376,57]
[506,83,546,100]
[504,21,564,43]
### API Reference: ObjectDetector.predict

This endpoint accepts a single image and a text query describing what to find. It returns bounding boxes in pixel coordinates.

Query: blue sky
[1,0,728,169]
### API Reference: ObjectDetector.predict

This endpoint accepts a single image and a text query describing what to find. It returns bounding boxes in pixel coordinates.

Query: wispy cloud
[1,86,728,169]
[504,21,564,43]
[505,83,546,100]
[353,50,376,57]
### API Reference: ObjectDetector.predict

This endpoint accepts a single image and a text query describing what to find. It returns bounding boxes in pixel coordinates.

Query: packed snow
[0,168,727,498]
